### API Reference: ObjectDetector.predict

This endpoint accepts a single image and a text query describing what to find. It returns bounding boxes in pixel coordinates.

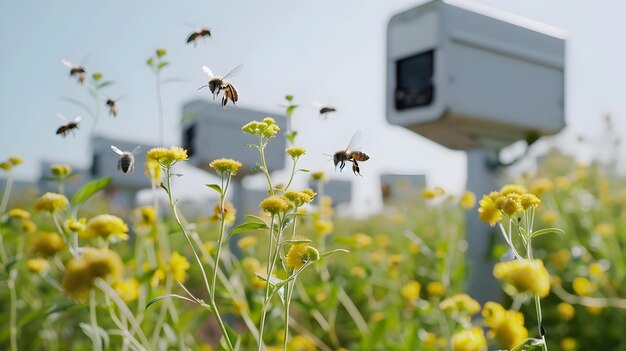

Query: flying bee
[312,101,337,120]
[198,64,243,109]
[105,97,123,117]
[110,145,140,173]
[61,59,86,84]
[55,114,82,137]
[331,131,370,176]
[186,28,212,46]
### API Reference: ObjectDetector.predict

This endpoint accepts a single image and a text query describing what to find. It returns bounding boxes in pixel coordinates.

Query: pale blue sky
[1,0,624,214]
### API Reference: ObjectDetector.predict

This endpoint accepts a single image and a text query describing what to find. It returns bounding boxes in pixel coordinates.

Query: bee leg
[352,160,362,176]
[221,96,228,109]
[339,161,346,172]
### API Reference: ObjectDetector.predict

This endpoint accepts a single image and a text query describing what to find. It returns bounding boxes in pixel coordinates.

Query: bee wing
[131,145,141,154]
[202,66,214,79]
[221,64,244,80]
[56,113,67,121]
[61,58,75,68]
[345,130,362,151]
[111,145,125,155]
[73,116,83,123]
[312,101,323,108]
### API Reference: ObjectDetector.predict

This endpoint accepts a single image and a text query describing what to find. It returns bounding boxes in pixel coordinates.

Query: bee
[56,114,82,137]
[105,97,120,117]
[312,101,337,120]
[332,131,370,176]
[61,59,86,84]
[110,145,140,173]
[186,28,212,46]
[198,64,243,109]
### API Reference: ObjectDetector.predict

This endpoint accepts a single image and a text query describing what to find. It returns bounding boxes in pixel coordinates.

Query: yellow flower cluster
[482,301,528,349]
[8,208,30,220]
[310,171,326,182]
[34,192,69,214]
[170,251,190,283]
[82,214,129,241]
[285,244,319,270]
[440,294,481,315]
[459,191,476,210]
[30,232,65,258]
[427,282,445,298]
[0,156,22,171]
[401,280,421,301]
[62,247,123,298]
[313,219,334,236]
[286,147,306,159]
[145,159,162,183]
[242,117,280,138]
[287,335,316,351]
[209,158,242,174]
[451,327,487,351]
[65,218,87,233]
[478,185,541,225]
[557,302,575,320]
[493,259,550,297]
[422,187,445,199]
[146,146,188,168]
[260,196,289,215]
[572,276,596,296]
[27,258,50,274]
[115,278,140,302]
[284,189,316,207]
[136,206,156,227]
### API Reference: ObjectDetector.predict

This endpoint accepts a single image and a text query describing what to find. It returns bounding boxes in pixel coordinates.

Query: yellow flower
[0,162,12,171]
[310,171,326,182]
[422,187,444,199]
[352,232,372,249]
[8,156,23,166]
[427,282,445,298]
[62,247,123,298]
[8,208,30,220]
[288,335,316,351]
[459,191,476,210]
[478,194,502,226]
[115,279,140,302]
[500,194,523,216]
[284,190,314,207]
[572,277,595,296]
[170,251,190,283]
[557,302,575,320]
[315,292,327,303]
[388,254,404,267]
[199,344,214,351]
[313,219,334,235]
[376,234,389,248]
[21,220,37,234]
[594,223,614,237]
[232,298,248,316]
[209,158,242,174]
[589,263,604,278]
[27,258,50,273]
[530,178,553,197]
[542,210,559,225]
[65,217,87,233]
[350,266,366,278]
[83,214,129,241]
[237,236,257,250]
[285,244,319,270]
[286,147,306,159]
[30,232,65,258]
[500,184,527,196]
[203,241,215,254]
[210,202,237,225]
[151,268,165,288]
[452,327,486,351]
[561,338,577,351]
[520,193,541,210]
[145,159,162,183]
[493,259,550,297]
[50,164,72,177]
[401,280,421,301]
[482,301,528,349]
[409,243,420,255]
[33,192,69,214]
[259,196,289,214]
[549,248,571,268]
[242,118,280,138]
[370,311,385,323]
[242,257,261,273]
[146,146,188,168]
[554,176,571,190]
[440,294,481,315]
[586,306,602,315]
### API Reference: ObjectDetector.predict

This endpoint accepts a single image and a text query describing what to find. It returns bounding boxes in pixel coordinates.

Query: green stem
[165,167,233,351]
[211,173,231,297]
[0,170,14,213]
[284,157,299,191]
[89,289,102,351]
[155,71,164,145]
[9,270,18,351]
[258,215,276,351]
[526,233,547,351]
[282,208,299,351]
[259,137,275,196]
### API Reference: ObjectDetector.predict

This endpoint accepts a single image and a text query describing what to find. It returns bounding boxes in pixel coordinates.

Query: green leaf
[92,72,103,81]
[219,323,239,351]
[297,168,310,173]
[137,267,158,283]
[4,257,17,271]
[206,183,222,195]
[530,228,564,239]
[244,215,267,224]
[228,221,268,239]
[146,294,198,310]
[158,61,169,71]
[320,248,350,259]
[71,177,112,207]
[146,58,155,66]
[512,338,544,351]
[156,48,167,57]
[285,95,294,102]
[97,81,114,89]
[286,131,298,144]
[286,105,298,117]
[180,111,198,125]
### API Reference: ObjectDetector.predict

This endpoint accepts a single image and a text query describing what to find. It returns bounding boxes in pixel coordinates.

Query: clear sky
[1,0,624,215]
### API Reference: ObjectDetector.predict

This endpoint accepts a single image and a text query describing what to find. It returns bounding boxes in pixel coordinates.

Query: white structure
[386,0,566,304]
[386,0,566,150]
[380,174,426,202]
